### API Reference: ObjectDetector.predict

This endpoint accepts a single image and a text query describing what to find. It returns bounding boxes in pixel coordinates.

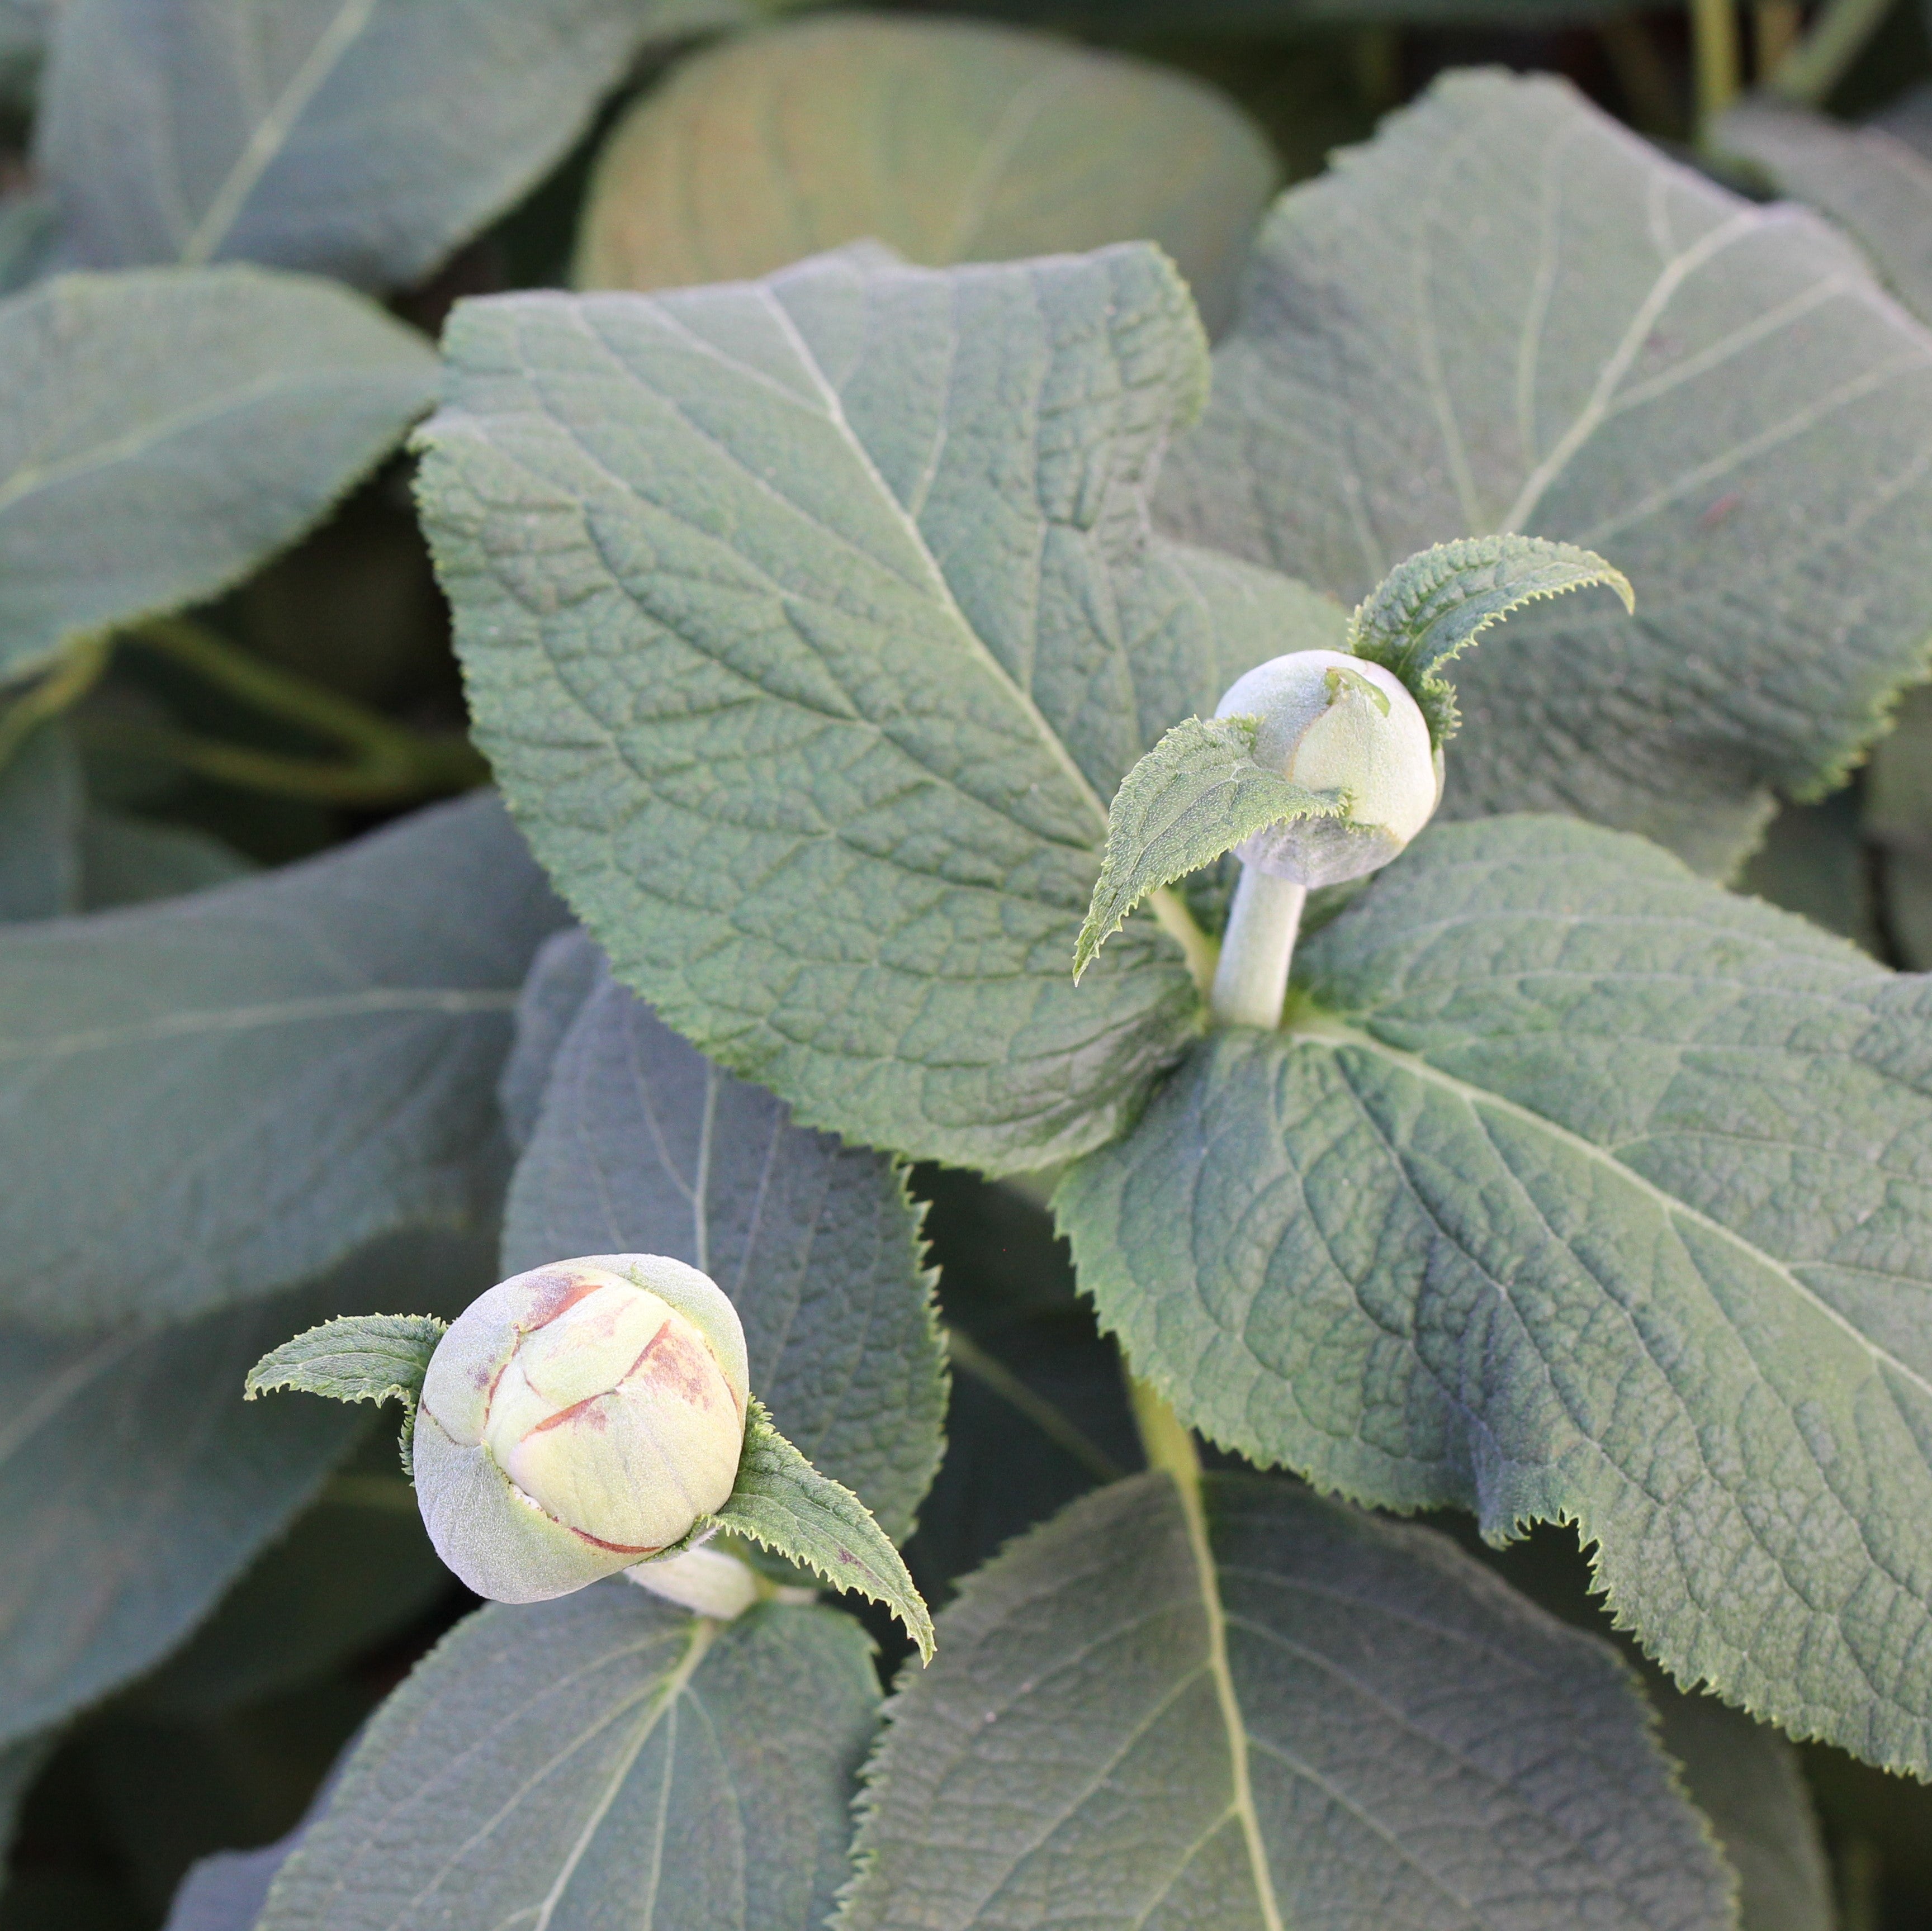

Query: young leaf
[1347,534,1633,745]
[0,267,435,685]
[1058,812,1932,1776]
[839,1473,1732,1931]
[0,793,564,1332]
[1074,713,1341,979]
[504,931,946,1544]
[245,1313,448,1474]
[419,244,1340,1170]
[575,13,1279,334]
[258,1588,878,1931]
[0,1223,492,1751]
[35,0,747,291]
[1158,69,1932,875]
[1718,97,1932,328]
[693,1398,934,1662]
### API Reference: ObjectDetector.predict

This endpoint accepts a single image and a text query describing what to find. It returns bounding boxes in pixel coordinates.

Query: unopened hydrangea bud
[411,1255,750,1604]
[1216,649,1438,887]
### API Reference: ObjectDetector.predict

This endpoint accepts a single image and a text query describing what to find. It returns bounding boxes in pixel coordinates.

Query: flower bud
[411,1254,750,1603]
[1215,649,1439,888]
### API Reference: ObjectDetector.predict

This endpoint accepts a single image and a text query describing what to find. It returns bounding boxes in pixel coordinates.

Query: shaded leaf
[1719,96,1932,326]
[420,244,1326,1170]
[495,926,602,1152]
[1735,789,1879,955]
[1075,713,1339,979]
[840,1472,1732,1931]
[1158,70,1932,874]
[0,792,562,1331]
[0,267,435,685]
[901,0,1627,24]
[1883,846,1932,969]
[1059,812,1932,1775]
[503,930,945,1541]
[258,1588,877,1931]
[78,812,253,909]
[0,725,81,921]
[1865,682,1932,853]
[691,1398,932,1660]
[0,1223,493,1751]
[1347,534,1633,745]
[575,13,1279,333]
[35,0,747,291]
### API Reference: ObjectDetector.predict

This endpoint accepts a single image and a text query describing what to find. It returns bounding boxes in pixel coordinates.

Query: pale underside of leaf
[838,1472,1732,1930]
[1075,712,1342,980]
[1059,812,1932,1776]
[1157,68,1932,874]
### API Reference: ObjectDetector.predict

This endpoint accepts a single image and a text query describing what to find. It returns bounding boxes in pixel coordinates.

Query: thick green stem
[1691,0,1742,136]
[1210,866,1305,1031]
[0,635,114,776]
[1768,0,1895,101]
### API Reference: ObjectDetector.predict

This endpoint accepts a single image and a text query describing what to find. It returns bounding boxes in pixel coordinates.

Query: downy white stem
[1209,866,1305,1030]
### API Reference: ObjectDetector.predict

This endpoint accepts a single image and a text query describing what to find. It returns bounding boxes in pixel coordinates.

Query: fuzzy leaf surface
[1075,713,1339,979]
[697,1399,932,1659]
[35,0,746,290]
[1158,70,1932,874]
[504,929,944,1541]
[244,1314,447,1413]
[0,1225,493,1750]
[840,1472,1731,1931]
[258,1588,877,1931]
[1060,812,1932,1775]
[0,793,562,1331]
[1719,97,1932,327]
[420,244,1340,1169]
[1348,534,1633,744]
[574,13,1278,333]
[0,267,434,682]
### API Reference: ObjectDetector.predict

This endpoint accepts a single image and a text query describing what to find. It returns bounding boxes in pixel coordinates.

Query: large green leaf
[1158,70,1932,876]
[34,0,746,291]
[1058,812,1932,1775]
[0,1225,492,1751]
[575,13,1280,334]
[840,1472,1732,1931]
[258,1588,877,1931]
[0,267,435,684]
[419,243,1341,1170]
[1719,97,1932,328]
[0,793,562,1331]
[503,930,945,1541]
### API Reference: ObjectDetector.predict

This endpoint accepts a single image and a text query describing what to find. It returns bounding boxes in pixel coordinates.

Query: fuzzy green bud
[411,1254,750,1603]
[1215,648,1439,887]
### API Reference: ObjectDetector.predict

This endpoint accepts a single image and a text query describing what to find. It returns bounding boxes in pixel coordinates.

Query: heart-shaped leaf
[574,13,1279,333]
[258,1587,878,1931]
[1158,70,1932,875]
[1059,812,1932,1775]
[418,243,1339,1169]
[502,930,945,1543]
[839,1472,1733,1931]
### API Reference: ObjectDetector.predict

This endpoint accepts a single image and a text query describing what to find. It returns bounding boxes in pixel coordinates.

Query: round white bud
[411,1255,749,1604]
[1215,649,1439,888]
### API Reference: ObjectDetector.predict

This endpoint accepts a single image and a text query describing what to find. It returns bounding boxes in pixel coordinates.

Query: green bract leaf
[0,793,563,1331]
[0,1225,491,1750]
[1158,69,1932,874]
[420,244,1339,1170]
[245,1313,449,1474]
[839,1473,1732,1930]
[258,1588,878,1931]
[1058,813,1932,1775]
[1074,713,1341,980]
[0,267,434,685]
[693,1398,934,1661]
[1347,534,1633,746]
[574,13,1279,334]
[1718,97,1932,328]
[35,0,747,291]
[503,931,945,1543]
